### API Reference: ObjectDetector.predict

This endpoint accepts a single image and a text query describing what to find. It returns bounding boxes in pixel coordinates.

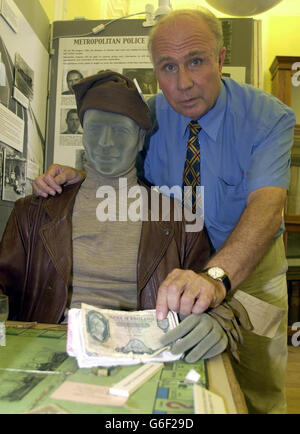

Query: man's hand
[32,164,85,197]
[155,268,226,320]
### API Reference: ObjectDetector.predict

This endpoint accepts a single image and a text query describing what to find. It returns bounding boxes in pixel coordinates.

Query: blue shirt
[144,78,296,250]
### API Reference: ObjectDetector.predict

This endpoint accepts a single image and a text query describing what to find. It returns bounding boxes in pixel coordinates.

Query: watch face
[208,267,225,279]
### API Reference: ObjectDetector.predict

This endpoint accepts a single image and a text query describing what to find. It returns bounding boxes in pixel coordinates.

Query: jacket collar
[137,186,177,290]
[42,181,84,220]
[38,182,83,286]
[137,219,174,291]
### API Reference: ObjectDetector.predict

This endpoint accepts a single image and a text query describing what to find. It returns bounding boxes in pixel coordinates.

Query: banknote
[67,304,182,367]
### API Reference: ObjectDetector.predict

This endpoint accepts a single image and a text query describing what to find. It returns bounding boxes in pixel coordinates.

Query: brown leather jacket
[0,182,211,323]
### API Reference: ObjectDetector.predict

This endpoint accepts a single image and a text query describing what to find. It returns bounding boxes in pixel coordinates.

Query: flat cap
[72,70,152,132]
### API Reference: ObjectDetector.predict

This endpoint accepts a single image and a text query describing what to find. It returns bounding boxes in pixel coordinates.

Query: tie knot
[188,121,201,135]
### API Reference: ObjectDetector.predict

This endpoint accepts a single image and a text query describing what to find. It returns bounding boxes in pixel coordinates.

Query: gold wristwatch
[203,267,231,293]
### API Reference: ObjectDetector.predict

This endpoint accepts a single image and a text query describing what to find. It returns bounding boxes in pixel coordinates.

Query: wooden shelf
[270,56,300,106]
[270,56,300,329]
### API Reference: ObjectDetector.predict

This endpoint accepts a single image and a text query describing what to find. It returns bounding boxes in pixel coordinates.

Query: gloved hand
[160,313,228,363]
[207,297,253,362]
[160,296,253,363]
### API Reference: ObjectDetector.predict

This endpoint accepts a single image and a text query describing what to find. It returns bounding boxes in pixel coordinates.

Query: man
[32,9,295,413]
[0,70,249,367]
[62,70,83,95]
[139,69,157,94]
[62,109,82,134]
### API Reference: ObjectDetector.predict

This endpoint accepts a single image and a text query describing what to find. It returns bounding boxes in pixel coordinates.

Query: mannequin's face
[83,109,144,176]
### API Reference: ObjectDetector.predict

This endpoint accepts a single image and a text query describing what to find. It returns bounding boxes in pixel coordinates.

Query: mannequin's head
[73,70,152,176]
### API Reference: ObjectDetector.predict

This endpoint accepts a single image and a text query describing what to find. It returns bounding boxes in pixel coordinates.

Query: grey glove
[160,313,228,363]
[207,297,253,362]
[160,296,253,364]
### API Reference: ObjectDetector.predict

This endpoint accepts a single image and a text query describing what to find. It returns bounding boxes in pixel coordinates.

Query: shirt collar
[181,80,226,141]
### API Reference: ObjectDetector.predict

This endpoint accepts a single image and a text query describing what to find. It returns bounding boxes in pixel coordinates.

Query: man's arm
[32,164,85,197]
[204,186,286,288]
[156,186,286,320]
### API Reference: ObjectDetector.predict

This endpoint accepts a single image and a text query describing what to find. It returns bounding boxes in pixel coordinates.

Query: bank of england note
[67,304,182,367]
[82,303,178,357]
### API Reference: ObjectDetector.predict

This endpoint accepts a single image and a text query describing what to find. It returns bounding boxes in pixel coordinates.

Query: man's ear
[137,129,147,151]
[218,46,226,76]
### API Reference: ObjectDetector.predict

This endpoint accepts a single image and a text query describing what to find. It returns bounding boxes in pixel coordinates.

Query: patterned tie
[182,121,201,213]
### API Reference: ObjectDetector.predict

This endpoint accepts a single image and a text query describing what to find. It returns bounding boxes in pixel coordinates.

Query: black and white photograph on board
[62,68,84,95]
[60,108,83,135]
[2,145,27,202]
[14,53,34,100]
[123,68,157,95]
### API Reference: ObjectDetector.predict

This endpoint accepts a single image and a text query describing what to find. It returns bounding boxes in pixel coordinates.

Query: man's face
[151,16,226,120]
[66,112,80,133]
[83,109,141,177]
[92,317,105,338]
[67,72,82,93]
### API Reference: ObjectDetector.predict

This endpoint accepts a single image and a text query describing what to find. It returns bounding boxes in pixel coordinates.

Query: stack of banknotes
[67,303,183,367]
